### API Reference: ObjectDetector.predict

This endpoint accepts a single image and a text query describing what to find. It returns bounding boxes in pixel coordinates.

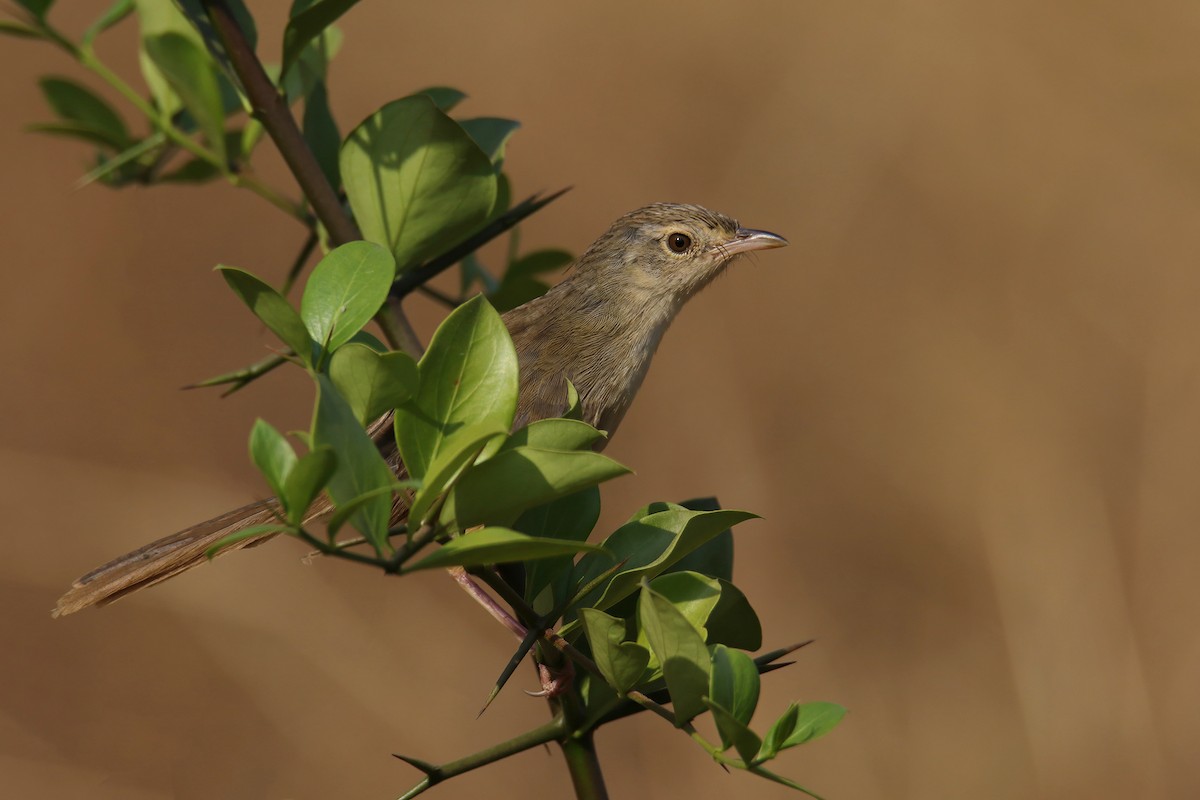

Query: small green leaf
[38,77,130,150]
[83,0,134,45]
[781,702,847,748]
[281,0,362,78]
[404,528,605,573]
[218,266,313,363]
[206,524,295,559]
[705,699,763,765]
[0,20,44,39]
[340,95,497,270]
[416,86,467,112]
[394,295,517,480]
[14,0,53,22]
[282,446,336,525]
[158,156,221,183]
[638,583,712,725]
[248,418,297,502]
[709,645,761,728]
[324,480,417,540]
[328,343,418,426]
[459,117,520,167]
[579,608,651,693]
[300,240,395,352]
[408,420,507,526]
[143,32,227,162]
[564,380,583,421]
[311,374,395,551]
[443,447,630,531]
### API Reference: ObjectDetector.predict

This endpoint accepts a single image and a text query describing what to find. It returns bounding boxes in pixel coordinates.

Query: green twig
[394,716,567,800]
[559,733,609,800]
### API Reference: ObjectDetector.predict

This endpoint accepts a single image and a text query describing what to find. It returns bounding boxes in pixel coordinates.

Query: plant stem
[559,733,609,800]
[394,716,567,800]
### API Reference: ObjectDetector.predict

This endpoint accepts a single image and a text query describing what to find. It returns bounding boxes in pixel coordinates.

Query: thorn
[392,753,439,776]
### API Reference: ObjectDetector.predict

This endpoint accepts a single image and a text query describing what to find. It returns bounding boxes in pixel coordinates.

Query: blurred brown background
[3,1,1199,798]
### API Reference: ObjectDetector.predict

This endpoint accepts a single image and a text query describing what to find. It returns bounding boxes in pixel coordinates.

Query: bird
[54,203,788,616]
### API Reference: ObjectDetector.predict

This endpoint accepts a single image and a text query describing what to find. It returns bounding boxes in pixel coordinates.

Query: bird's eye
[667,232,692,253]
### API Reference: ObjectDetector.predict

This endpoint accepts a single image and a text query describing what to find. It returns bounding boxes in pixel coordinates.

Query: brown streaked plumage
[54,203,788,616]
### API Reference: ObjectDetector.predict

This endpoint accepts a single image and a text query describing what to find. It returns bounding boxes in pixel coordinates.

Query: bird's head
[570,202,788,307]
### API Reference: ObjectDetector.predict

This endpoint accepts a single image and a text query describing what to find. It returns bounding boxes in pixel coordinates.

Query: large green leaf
[407,420,507,527]
[393,296,517,480]
[340,95,496,270]
[404,528,605,573]
[579,608,651,694]
[142,32,227,162]
[37,77,130,150]
[638,584,711,725]
[281,0,361,78]
[705,579,762,651]
[328,343,418,426]
[570,509,758,621]
[519,487,601,610]
[709,644,761,729]
[443,446,629,532]
[311,374,394,551]
[217,266,313,363]
[644,572,721,639]
[459,117,520,168]
[300,240,395,352]
[499,418,605,453]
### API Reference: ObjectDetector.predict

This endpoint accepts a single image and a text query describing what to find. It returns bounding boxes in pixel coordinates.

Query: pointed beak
[719,228,790,257]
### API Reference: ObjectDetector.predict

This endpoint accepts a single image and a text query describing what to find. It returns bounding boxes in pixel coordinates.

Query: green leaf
[0,20,44,39]
[489,249,572,312]
[408,420,507,526]
[248,418,297,503]
[282,446,336,524]
[645,571,721,639]
[328,343,418,426]
[459,117,520,167]
[218,266,313,363]
[499,418,605,453]
[781,702,847,748]
[143,32,227,162]
[404,528,605,573]
[302,80,340,188]
[571,508,758,620]
[281,0,362,79]
[394,295,517,480]
[416,86,467,112]
[206,524,294,559]
[158,156,221,183]
[300,240,395,352]
[665,496,734,581]
[519,486,601,609]
[311,374,395,551]
[324,480,417,539]
[705,699,763,765]
[638,583,712,725]
[564,380,583,421]
[579,608,651,693]
[37,77,130,150]
[83,0,134,45]
[443,446,630,531]
[14,0,53,22]
[340,95,497,270]
[705,579,762,651]
[25,122,124,150]
[757,702,846,763]
[709,645,761,728]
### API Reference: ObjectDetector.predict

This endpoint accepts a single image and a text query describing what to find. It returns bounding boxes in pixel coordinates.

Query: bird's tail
[53,499,281,617]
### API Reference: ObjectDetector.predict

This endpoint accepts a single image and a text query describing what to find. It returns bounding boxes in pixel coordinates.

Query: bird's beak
[720,228,790,256]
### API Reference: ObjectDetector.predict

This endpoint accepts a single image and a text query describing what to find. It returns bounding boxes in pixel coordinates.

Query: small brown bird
[55,203,787,616]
